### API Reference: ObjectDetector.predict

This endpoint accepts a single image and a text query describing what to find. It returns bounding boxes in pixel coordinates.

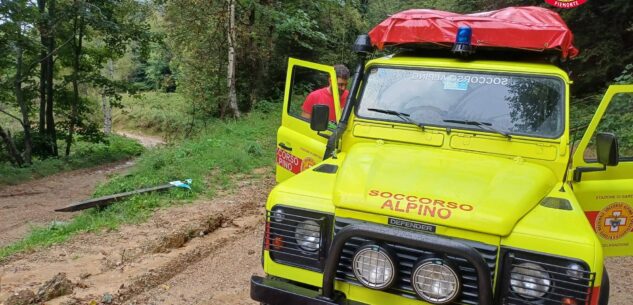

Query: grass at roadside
[0,135,144,186]
[0,109,280,260]
[113,92,196,138]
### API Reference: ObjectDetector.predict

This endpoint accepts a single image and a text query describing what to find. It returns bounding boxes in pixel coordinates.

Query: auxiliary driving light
[510,262,551,299]
[352,244,396,289]
[411,259,460,304]
[294,220,321,252]
[566,263,585,279]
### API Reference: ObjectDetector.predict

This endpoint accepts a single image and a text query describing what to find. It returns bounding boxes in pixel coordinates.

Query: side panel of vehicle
[572,85,633,256]
[276,58,341,183]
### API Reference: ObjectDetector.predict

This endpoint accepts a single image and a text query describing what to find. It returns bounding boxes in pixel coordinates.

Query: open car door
[571,85,633,256]
[275,58,342,183]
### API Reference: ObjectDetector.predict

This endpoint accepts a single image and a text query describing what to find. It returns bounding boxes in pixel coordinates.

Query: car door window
[288,66,331,121]
[583,92,633,162]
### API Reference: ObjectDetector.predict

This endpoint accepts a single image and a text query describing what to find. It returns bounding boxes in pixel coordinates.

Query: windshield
[356,67,565,138]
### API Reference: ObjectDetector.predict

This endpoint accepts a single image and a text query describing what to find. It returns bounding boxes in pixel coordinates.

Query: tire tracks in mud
[0,160,136,247]
[0,175,272,305]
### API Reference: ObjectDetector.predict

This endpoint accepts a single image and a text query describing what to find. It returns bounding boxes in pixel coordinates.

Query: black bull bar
[252,222,494,305]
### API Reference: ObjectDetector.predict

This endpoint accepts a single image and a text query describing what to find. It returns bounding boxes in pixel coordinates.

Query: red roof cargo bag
[368,6,578,58]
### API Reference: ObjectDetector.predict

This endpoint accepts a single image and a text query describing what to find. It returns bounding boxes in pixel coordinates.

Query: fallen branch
[55,179,192,212]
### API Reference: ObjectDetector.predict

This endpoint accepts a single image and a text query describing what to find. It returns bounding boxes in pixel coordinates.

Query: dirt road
[116,131,165,148]
[0,131,164,247]
[0,175,272,305]
[0,160,135,247]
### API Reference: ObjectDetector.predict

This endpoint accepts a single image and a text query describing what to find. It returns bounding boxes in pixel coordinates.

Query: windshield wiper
[367,108,425,130]
[442,119,511,139]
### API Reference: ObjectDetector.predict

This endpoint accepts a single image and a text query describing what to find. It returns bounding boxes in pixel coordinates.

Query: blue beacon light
[452,26,473,55]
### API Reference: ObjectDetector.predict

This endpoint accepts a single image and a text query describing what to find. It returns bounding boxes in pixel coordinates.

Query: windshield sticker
[369,190,474,220]
[443,80,468,91]
[404,72,513,86]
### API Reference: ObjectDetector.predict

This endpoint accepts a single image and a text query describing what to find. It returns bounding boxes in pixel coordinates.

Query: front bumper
[255,222,494,305]
[251,276,367,305]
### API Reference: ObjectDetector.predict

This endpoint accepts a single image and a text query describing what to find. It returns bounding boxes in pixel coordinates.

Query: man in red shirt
[301,64,350,121]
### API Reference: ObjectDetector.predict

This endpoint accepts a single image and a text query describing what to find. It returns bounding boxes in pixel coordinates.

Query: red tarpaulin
[368,6,579,58]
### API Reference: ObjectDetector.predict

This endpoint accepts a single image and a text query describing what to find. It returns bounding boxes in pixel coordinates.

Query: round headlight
[510,262,551,299]
[294,220,320,252]
[411,259,460,304]
[352,245,396,289]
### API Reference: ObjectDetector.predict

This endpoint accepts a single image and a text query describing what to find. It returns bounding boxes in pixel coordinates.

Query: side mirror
[310,104,330,132]
[573,132,620,182]
[596,132,619,166]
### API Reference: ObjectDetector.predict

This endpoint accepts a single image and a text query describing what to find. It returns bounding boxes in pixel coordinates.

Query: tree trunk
[102,59,114,134]
[38,0,47,134]
[66,14,84,157]
[247,4,259,111]
[0,125,24,167]
[14,43,33,164]
[45,0,58,156]
[226,0,240,118]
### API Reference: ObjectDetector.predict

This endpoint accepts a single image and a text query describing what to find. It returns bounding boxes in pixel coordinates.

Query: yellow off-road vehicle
[251,7,632,305]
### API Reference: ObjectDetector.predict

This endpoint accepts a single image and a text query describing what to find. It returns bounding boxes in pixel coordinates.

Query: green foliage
[594,94,633,155]
[0,0,154,164]
[0,110,278,260]
[570,76,633,156]
[558,1,633,95]
[162,0,366,117]
[0,135,143,186]
[126,17,175,93]
[274,8,329,51]
[150,0,633,125]
[99,110,278,196]
[615,64,633,84]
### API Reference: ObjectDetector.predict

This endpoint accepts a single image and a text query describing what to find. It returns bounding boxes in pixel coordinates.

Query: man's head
[333,64,350,93]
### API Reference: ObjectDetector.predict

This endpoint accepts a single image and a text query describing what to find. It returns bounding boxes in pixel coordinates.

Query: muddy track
[0,131,164,247]
[0,175,272,305]
[0,160,135,247]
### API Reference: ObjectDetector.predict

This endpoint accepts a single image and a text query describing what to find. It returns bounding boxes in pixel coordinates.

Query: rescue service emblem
[301,157,316,171]
[544,0,587,9]
[595,202,633,240]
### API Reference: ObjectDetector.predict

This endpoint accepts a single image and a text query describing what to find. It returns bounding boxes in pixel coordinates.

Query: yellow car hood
[333,143,558,236]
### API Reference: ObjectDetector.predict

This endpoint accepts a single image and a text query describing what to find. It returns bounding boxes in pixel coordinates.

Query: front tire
[599,267,610,305]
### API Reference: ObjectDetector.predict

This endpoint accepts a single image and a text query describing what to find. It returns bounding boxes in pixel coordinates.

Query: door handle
[278,143,292,151]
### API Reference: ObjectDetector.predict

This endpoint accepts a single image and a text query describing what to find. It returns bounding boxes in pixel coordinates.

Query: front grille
[265,206,332,271]
[499,249,596,305]
[335,218,498,305]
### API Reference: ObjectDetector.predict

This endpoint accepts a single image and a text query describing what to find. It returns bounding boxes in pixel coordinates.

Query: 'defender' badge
[545,0,588,8]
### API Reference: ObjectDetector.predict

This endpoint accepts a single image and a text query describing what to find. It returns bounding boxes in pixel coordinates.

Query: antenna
[560,127,580,191]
